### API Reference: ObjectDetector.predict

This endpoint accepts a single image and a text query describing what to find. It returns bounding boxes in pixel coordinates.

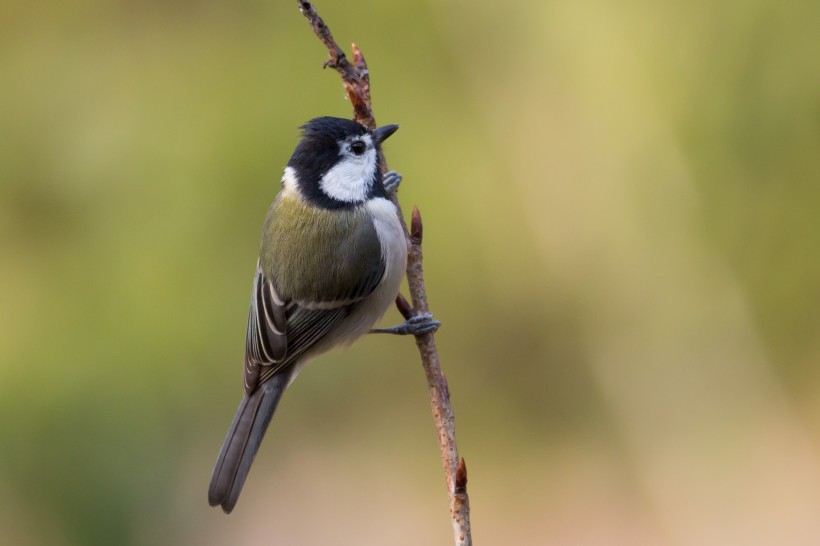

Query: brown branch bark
[296,3,472,545]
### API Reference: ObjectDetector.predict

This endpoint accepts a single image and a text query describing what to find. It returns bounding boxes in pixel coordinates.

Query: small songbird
[208,117,437,513]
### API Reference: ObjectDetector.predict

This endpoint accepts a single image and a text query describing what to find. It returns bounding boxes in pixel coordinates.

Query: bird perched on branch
[208,117,437,513]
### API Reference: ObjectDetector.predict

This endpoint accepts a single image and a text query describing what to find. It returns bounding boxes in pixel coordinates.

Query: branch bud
[395,293,414,320]
[455,458,468,494]
[411,206,423,245]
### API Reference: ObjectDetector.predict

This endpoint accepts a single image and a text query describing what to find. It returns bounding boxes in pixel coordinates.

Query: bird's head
[284,117,399,208]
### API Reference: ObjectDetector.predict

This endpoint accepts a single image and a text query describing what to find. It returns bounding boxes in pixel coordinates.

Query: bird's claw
[370,313,441,336]
[383,170,403,193]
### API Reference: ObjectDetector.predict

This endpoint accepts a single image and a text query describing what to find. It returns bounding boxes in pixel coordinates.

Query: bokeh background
[2,0,819,544]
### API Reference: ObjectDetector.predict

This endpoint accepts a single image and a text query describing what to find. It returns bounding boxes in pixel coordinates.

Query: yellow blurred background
[2,0,819,544]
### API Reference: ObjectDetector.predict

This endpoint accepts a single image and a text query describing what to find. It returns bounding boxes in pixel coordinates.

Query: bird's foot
[383,170,403,193]
[371,313,441,336]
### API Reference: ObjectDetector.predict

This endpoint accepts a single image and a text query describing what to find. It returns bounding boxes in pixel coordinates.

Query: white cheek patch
[281,166,300,197]
[319,141,378,202]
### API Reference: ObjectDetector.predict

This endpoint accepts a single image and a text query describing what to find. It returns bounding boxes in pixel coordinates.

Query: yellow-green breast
[259,193,384,304]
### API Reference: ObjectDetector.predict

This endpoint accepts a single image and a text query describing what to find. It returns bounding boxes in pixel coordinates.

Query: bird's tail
[208,371,291,513]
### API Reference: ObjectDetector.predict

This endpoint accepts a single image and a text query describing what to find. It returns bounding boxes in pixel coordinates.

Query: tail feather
[208,371,291,513]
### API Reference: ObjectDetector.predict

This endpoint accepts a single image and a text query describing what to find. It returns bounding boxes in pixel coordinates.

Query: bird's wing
[243,251,385,394]
[243,264,288,393]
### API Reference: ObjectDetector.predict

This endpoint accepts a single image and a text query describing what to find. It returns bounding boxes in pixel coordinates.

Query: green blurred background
[2,0,819,544]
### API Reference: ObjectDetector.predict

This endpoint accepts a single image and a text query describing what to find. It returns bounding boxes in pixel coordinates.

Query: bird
[208,116,438,513]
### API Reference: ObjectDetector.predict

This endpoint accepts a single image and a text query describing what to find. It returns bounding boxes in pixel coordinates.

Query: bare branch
[296,1,374,126]
[296,3,472,545]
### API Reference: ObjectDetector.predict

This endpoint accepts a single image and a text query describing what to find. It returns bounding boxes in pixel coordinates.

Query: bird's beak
[372,124,399,145]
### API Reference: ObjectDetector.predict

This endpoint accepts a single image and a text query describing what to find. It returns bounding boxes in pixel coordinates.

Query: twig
[296,3,472,545]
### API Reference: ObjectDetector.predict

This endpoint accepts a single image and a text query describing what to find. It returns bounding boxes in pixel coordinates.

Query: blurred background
[2,0,819,544]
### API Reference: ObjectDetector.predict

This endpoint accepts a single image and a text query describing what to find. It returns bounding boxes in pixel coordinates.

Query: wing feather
[242,256,384,395]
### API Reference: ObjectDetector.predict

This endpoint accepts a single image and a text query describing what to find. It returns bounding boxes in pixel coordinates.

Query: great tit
[208,116,411,513]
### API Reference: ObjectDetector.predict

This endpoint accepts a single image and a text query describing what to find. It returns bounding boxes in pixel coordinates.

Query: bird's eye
[349,141,366,155]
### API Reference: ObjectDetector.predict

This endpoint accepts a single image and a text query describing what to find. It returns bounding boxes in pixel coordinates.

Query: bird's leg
[382,170,403,194]
[371,313,441,336]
